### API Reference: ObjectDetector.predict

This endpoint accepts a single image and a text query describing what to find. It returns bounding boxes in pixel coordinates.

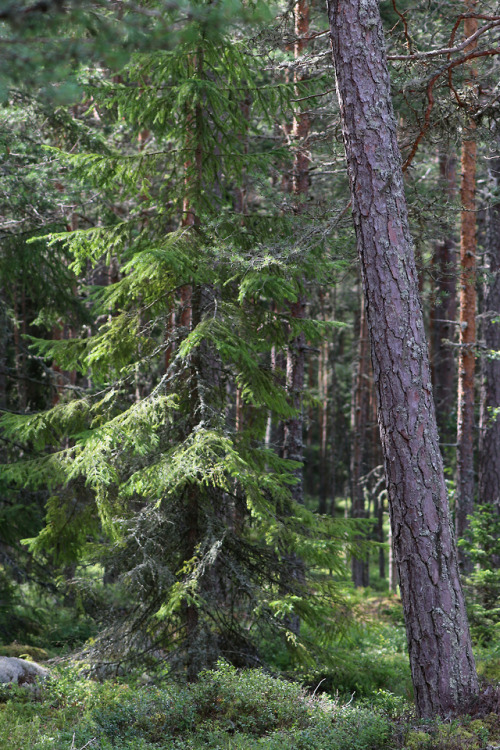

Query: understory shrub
[1,661,394,750]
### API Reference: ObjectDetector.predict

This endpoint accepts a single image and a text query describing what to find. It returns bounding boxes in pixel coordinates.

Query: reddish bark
[456,9,478,571]
[479,145,500,512]
[430,153,457,442]
[327,0,478,717]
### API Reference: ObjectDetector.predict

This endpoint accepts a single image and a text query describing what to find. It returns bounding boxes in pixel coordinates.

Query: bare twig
[388,19,500,60]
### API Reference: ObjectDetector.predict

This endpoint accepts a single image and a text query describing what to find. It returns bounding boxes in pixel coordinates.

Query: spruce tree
[1,4,353,674]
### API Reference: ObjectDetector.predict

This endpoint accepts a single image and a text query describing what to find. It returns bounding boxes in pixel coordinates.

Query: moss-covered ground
[1,590,499,750]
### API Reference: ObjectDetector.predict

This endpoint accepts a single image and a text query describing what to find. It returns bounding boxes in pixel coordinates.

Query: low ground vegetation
[1,590,499,750]
[2,660,500,750]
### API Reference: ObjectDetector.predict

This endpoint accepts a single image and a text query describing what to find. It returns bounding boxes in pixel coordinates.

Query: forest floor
[1,590,500,750]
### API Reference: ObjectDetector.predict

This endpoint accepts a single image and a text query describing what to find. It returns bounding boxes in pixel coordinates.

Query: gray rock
[0,656,49,686]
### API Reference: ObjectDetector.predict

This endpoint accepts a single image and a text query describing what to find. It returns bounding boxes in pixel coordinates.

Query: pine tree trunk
[479,144,500,512]
[430,153,457,443]
[283,296,306,504]
[318,335,330,514]
[350,293,370,587]
[456,9,478,572]
[327,319,338,516]
[283,0,310,505]
[327,0,478,717]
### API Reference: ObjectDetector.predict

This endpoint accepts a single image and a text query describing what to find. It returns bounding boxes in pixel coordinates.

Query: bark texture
[456,10,478,570]
[327,0,478,717]
[479,145,500,511]
[430,154,457,443]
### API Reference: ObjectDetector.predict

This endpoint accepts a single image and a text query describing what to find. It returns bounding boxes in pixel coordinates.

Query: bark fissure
[327,0,478,717]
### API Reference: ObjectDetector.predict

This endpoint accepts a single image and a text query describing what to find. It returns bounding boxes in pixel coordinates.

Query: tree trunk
[283,296,306,504]
[318,331,331,514]
[350,292,370,587]
[283,0,310,505]
[430,153,457,444]
[455,9,478,571]
[479,142,500,512]
[388,520,398,593]
[327,0,478,717]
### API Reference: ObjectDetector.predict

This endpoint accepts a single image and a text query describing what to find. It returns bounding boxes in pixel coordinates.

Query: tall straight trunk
[292,0,310,198]
[350,292,370,587]
[456,8,478,571]
[327,0,478,717]
[369,393,386,579]
[180,51,205,679]
[430,153,457,443]
[327,318,338,516]
[283,296,306,502]
[283,0,310,504]
[479,143,500,512]
[317,336,330,514]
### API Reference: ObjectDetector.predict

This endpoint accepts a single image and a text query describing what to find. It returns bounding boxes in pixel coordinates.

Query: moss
[468,719,490,746]
[404,730,431,748]
[434,725,480,749]
[481,713,500,741]
[0,644,49,661]
[405,722,489,750]
[477,657,500,681]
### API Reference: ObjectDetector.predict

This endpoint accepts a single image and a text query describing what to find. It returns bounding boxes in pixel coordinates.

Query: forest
[0,0,500,747]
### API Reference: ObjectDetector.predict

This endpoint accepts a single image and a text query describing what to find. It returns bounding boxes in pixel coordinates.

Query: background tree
[479,129,500,513]
[456,6,478,572]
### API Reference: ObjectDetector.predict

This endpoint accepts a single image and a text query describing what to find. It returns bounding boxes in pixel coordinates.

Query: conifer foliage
[1,3,351,674]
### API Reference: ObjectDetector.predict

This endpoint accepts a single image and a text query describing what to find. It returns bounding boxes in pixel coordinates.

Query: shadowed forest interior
[1,0,500,747]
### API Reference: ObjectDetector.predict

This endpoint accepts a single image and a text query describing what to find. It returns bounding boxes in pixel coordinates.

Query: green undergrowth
[396,714,500,749]
[1,661,394,750]
[2,590,499,750]
[0,579,98,657]
[293,588,413,700]
[2,661,500,750]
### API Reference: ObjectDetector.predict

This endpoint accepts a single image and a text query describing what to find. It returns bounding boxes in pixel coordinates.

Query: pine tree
[327,0,479,717]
